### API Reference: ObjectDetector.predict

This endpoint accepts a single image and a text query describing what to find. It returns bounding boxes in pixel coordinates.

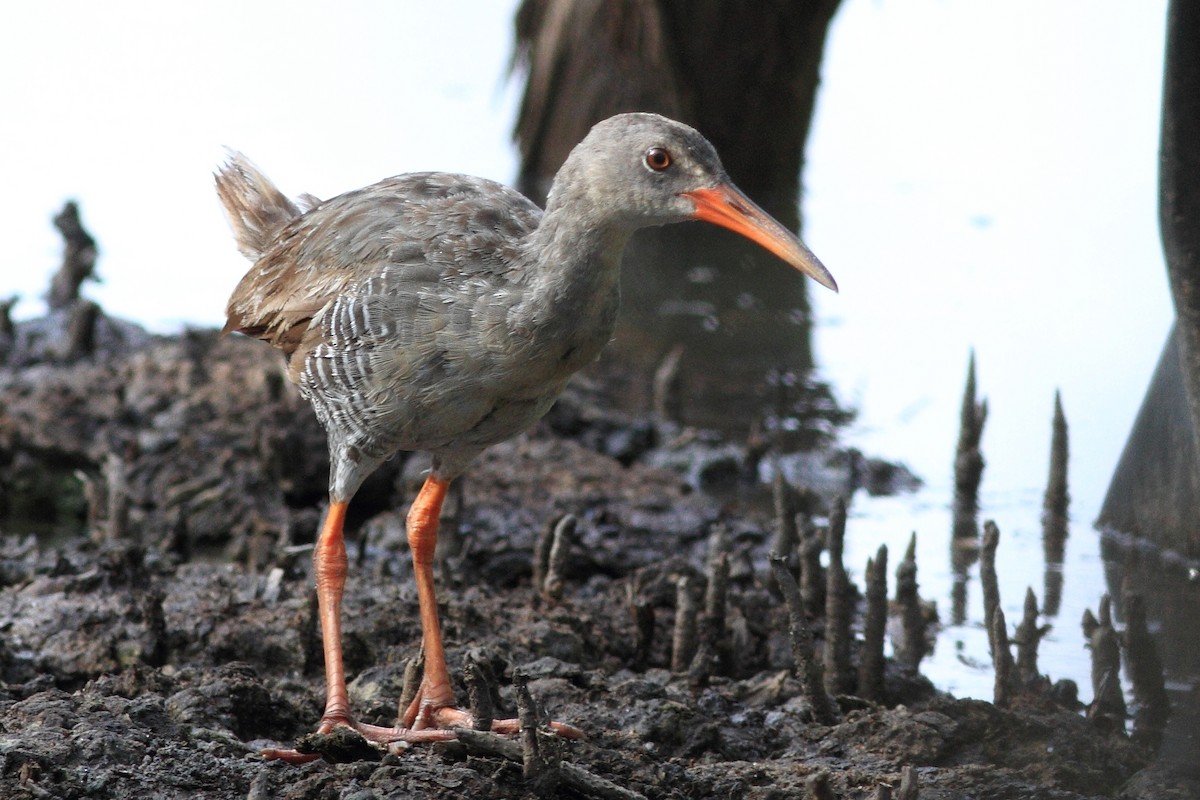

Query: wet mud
[0,313,1190,799]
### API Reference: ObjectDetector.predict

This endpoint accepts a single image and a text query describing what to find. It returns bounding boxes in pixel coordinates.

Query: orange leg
[403,475,458,723]
[315,500,353,728]
[261,501,355,763]
[262,476,583,762]
[400,476,583,740]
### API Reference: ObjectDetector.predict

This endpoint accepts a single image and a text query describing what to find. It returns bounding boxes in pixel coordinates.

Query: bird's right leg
[314,499,353,730]
[260,500,353,763]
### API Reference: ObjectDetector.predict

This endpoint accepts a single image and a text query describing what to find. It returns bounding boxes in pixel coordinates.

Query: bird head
[560,112,837,292]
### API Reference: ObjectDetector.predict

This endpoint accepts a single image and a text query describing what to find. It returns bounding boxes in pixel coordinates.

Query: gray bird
[217,112,836,760]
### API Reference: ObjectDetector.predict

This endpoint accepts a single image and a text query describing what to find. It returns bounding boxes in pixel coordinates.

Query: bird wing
[224,172,542,362]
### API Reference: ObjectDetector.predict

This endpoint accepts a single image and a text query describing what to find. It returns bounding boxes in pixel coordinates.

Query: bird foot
[407,704,585,741]
[259,710,584,763]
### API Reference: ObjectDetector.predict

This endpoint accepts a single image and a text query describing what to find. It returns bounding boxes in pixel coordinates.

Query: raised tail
[214,151,305,261]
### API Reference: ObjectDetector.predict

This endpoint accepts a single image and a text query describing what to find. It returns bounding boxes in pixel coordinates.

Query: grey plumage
[220,114,818,496]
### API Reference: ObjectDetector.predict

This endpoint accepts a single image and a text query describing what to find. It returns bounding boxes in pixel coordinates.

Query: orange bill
[683,184,838,292]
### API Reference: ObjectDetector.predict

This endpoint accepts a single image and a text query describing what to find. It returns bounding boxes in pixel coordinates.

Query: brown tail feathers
[214,151,306,262]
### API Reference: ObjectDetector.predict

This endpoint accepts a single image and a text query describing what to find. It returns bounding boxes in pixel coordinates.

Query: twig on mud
[894,533,926,672]
[464,654,494,732]
[1041,393,1069,617]
[769,552,839,725]
[980,521,1001,660]
[823,497,853,695]
[952,351,987,541]
[991,607,1014,708]
[703,523,731,675]
[1041,390,1070,549]
[671,575,698,672]
[543,514,577,600]
[1084,596,1127,733]
[397,646,424,721]
[857,545,888,702]
[1014,587,1050,685]
[686,640,716,689]
[48,201,98,311]
[799,515,825,611]
[534,514,561,590]
[514,670,548,779]
[454,727,648,800]
[768,473,799,595]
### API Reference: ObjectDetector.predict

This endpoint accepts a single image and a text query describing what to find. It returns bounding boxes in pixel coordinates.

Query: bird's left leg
[396,474,583,739]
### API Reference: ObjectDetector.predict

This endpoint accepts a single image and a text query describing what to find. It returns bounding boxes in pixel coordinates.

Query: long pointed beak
[683,184,838,292]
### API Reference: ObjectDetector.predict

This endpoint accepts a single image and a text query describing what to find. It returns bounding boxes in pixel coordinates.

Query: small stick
[686,641,715,690]
[48,200,98,311]
[952,351,988,541]
[895,533,926,671]
[533,515,558,590]
[798,515,825,611]
[397,647,424,721]
[823,498,853,695]
[464,655,494,732]
[1081,607,1099,641]
[1085,595,1127,733]
[1014,587,1050,685]
[455,728,648,800]
[514,670,548,780]
[703,524,731,675]
[1042,391,1069,616]
[671,575,698,672]
[769,552,838,725]
[980,521,1001,660]
[768,473,798,592]
[1041,391,1070,546]
[857,545,889,702]
[542,514,576,600]
[704,524,730,642]
[705,553,729,640]
[991,607,1015,708]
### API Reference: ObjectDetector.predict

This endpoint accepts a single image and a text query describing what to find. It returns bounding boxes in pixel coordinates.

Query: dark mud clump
[0,306,1182,799]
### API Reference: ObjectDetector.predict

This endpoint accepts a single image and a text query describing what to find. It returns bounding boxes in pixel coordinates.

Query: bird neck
[525,192,632,316]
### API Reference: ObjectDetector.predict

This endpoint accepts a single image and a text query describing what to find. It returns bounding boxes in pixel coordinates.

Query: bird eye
[644,147,672,172]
